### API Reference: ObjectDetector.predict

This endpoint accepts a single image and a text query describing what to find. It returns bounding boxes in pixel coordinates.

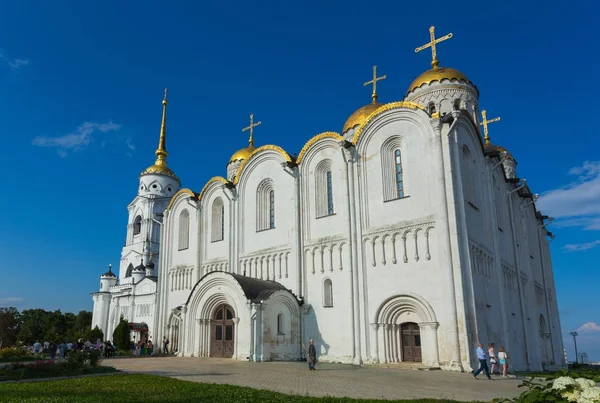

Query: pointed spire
[154,88,169,166]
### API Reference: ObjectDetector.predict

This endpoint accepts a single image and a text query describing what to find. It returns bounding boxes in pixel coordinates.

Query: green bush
[112,316,130,350]
[0,360,116,381]
[493,370,600,403]
[89,325,104,342]
[0,346,36,362]
[65,350,103,369]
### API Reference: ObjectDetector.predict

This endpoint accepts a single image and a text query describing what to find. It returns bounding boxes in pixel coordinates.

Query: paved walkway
[106,357,522,402]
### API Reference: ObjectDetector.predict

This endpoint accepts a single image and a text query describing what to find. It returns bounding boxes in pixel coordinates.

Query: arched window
[453,99,462,111]
[461,146,477,206]
[125,263,134,277]
[277,312,284,335]
[133,215,142,236]
[428,102,437,115]
[315,159,334,217]
[256,179,275,231]
[381,137,407,201]
[323,279,333,307]
[178,209,190,250]
[211,198,224,242]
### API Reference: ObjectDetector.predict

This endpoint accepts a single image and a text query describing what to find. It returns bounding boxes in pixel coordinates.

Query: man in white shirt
[472,342,492,380]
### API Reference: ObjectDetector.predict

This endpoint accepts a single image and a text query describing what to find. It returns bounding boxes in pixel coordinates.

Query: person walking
[498,347,509,378]
[33,341,41,356]
[163,337,169,354]
[472,343,492,380]
[488,343,498,375]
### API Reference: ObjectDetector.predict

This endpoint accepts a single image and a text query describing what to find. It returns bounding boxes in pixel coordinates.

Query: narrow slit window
[394,149,404,198]
[269,190,275,229]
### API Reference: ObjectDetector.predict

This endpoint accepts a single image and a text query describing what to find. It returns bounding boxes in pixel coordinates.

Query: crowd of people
[27,336,170,360]
[30,338,117,359]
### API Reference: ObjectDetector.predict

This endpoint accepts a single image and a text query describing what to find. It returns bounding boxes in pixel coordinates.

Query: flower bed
[0,347,38,363]
[0,350,116,381]
[494,370,600,403]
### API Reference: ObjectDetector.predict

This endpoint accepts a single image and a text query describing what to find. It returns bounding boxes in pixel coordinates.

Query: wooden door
[211,305,235,358]
[401,322,422,362]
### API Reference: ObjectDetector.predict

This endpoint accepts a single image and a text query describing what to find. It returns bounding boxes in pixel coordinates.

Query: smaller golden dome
[406,67,473,95]
[229,144,256,164]
[141,163,179,179]
[343,102,381,134]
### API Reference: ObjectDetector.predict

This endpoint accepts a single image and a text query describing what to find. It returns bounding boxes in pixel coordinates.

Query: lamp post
[570,331,579,364]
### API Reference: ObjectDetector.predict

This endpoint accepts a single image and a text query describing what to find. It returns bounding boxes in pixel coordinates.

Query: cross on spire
[363,65,387,103]
[480,110,501,144]
[242,114,261,147]
[414,26,453,69]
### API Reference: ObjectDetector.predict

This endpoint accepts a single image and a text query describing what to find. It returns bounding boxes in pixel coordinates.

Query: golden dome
[343,101,382,134]
[229,144,255,164]
[406,67,473,95]
[141,163,178,178]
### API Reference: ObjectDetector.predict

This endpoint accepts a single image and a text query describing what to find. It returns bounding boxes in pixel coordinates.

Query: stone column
[233,317,240,359]
[420,322,440,367]
[369,323,379,363]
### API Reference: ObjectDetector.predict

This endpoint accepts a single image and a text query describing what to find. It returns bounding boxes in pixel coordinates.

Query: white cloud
[126,137,135,151]
[0,48,30,70]
[9,58,29,70]
[577,322,600,332]
[32,121,122,157]
[563,240,600,252]
[0,297,24,305]
[537,161,600,231]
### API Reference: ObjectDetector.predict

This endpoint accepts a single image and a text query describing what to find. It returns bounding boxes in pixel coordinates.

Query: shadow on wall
[303,308,330,359]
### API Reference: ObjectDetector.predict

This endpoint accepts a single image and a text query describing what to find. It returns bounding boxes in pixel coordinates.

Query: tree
[18,309,49,345]
[112,316,131,350]
[88,326,104,342]
[0,307,20,348]
[75,311,93,338]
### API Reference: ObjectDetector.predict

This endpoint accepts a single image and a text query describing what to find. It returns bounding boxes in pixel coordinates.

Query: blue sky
[0,1,597,361]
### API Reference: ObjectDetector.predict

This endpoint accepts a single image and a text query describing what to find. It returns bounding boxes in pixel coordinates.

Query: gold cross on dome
[242,113,261,147]
[414,26,453,69]
[480,110,501,144]
[363,65,387,103]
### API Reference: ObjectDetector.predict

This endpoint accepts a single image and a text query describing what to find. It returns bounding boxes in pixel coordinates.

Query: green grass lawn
[0,374,485,403]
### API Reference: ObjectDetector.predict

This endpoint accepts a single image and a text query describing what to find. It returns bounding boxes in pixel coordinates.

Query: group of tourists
[31,338,112,359]
[472,342,509,379]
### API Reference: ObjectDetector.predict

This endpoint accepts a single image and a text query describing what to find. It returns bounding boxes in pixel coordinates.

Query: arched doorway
[211,304,235,358]
[401,322,422,362]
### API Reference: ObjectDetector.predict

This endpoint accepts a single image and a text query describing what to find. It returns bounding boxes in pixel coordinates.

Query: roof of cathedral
[484,143,516,163]
[343,101,381,134]
[229,273,297,303]
[133,261,146,272]
[229,114,261,164]
[140,89,180,181]
[229,144,255,164]
[343,66,386,134]
[101,265,116,278]
[406,67,475,96]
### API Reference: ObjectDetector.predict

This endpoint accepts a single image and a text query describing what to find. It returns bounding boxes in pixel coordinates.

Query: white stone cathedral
[91,29,565,372]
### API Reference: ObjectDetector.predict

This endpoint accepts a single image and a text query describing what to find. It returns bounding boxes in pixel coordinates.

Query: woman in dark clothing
[307,339,317,370]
